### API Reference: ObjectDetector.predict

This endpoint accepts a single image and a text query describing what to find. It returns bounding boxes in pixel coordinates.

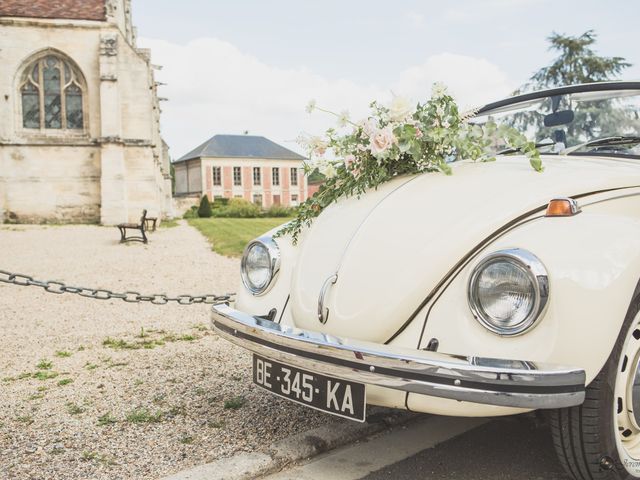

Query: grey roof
[175,134,306,162]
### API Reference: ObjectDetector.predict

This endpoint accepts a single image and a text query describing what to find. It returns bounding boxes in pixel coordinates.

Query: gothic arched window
[20,54,85,131]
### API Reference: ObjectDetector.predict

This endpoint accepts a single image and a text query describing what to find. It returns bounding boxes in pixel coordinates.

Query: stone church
[0,0,172,224]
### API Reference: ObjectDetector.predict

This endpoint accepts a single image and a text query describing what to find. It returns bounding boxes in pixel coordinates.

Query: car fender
[414,195,640,386]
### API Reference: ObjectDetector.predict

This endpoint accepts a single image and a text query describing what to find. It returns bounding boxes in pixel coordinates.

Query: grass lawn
[188,217,293,257]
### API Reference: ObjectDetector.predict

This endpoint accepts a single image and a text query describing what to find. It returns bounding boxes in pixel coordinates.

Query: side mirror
[544,110,574,127]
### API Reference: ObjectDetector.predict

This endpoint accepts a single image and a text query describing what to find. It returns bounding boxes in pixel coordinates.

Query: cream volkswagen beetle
[212,82,640,479]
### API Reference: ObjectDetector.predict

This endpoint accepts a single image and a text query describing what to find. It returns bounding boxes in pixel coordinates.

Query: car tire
[551,302,640,480]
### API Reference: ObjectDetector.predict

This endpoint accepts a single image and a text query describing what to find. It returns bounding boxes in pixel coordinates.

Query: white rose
[431,82,448,99]
[320,162,337,179]
[388,95,413,122]
[369,126,396,156]
[359,118,378,136]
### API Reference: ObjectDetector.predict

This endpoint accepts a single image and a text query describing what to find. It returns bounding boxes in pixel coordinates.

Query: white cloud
[393,53,515,109]
[140,37,514,158]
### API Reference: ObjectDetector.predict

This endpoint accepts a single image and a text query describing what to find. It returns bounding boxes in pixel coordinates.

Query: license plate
[252,355,366,422]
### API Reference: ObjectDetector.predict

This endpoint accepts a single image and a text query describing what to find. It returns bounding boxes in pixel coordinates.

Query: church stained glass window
[20,55,85,130]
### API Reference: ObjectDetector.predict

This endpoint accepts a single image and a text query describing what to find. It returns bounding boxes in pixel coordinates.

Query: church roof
[175,135,306,162]
[0,0,106,21]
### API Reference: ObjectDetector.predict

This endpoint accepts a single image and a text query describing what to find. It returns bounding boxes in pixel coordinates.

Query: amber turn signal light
[545,197,581,217]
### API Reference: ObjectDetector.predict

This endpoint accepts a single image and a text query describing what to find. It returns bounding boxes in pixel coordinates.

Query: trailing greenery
[197,195,213,218]
[276,83,541,243]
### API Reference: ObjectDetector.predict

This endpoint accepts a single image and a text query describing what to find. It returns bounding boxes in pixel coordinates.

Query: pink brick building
[173,135,308,208]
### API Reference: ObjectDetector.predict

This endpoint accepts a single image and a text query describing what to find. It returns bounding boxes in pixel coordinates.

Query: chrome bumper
[211,304,585,409]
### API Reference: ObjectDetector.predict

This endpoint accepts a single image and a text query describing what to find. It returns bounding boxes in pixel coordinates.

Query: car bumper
[211,304,585,409]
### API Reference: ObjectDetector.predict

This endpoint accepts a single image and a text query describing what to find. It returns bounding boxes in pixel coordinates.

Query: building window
[212,166,221,186]
[253,167,261,185]
[272,167,280,186]
[233,167,242,186]
[290,168,298,186]
[253,194,263,205]
[291,194,299,206]
[20,54,85,130]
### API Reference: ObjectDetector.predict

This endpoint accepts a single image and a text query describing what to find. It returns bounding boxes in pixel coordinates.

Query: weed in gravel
[57,378,73,386]
[55,350,72,358]
[97,412,117,426]
[152,393,167,404]
[102,337,137,350]
[67,402,85,415]
[166,405,186,417]
[17,372,32,380]
[207,419,225,428]
[179,334,198,342]
[16,415,34,425]
[33,371,58,381]
[191,323,208,332]
[77,345,85,351]
[82,451,116,466]
[36,359,52,370]
[223,396,246,410]
[84,362,98,370]
[194,386,206,396]
[126,408,163,424]
[179,435,195,444]
[27,392,45,401]
[134,379,144,386]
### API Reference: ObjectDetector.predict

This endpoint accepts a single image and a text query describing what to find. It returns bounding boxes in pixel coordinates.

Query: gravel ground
[0,222,331,480]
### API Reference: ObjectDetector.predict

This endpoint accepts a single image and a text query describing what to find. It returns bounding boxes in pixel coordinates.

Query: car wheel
[551,308,640,479]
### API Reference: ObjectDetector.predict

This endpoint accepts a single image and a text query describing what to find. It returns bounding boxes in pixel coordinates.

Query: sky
[133,0,640,159]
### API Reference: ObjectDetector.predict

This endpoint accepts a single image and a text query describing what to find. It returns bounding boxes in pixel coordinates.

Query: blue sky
[134,0,640,158]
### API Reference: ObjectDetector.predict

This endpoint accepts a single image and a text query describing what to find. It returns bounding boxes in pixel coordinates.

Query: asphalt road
[265,413,572,480]
[362,414,570,480]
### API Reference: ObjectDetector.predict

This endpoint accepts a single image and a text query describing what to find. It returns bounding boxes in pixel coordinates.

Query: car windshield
[470,85,640,157]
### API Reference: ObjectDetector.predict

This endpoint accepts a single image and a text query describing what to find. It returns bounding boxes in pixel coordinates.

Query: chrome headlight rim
[467,248,549,337]
[241,236,281,296]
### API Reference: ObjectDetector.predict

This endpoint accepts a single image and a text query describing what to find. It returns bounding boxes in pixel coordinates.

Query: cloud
[393,53,515,109]
[443,0,549,22]
[140,37,514,158]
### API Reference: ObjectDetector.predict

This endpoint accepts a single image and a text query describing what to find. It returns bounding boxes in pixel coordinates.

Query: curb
[161,407,420,480]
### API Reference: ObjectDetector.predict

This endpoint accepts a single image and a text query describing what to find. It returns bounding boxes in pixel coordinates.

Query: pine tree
[526,30,630,90]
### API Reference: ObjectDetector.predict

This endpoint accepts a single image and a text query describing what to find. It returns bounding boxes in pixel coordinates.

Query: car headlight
[241,237,280,295]
[468,249,549,336]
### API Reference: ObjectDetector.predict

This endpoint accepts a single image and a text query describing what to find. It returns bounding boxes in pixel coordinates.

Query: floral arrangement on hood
[276,83,542,243]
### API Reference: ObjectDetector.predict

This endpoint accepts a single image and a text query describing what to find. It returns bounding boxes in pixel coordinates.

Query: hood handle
[318,273,338,324]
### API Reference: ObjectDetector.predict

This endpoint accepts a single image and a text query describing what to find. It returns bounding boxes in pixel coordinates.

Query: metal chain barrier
[0,270,234,305]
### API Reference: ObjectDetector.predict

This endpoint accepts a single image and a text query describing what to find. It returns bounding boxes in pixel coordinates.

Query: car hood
[289,155,640,343]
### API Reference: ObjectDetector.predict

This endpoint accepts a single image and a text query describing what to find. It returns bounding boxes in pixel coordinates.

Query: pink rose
[415,128,423,139]
[344,154,357,169]
[369,126,396,156]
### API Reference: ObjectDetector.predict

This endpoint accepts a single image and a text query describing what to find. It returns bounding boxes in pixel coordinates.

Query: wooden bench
[117,210,149,244]
[144,216,158,232]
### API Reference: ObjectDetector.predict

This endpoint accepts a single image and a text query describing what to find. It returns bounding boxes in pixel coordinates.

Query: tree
[525,30,630,90]
[509,31,637,144]
[197,195,212,218]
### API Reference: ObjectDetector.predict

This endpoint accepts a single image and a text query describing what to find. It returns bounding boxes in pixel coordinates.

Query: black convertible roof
[476,81,640,116]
